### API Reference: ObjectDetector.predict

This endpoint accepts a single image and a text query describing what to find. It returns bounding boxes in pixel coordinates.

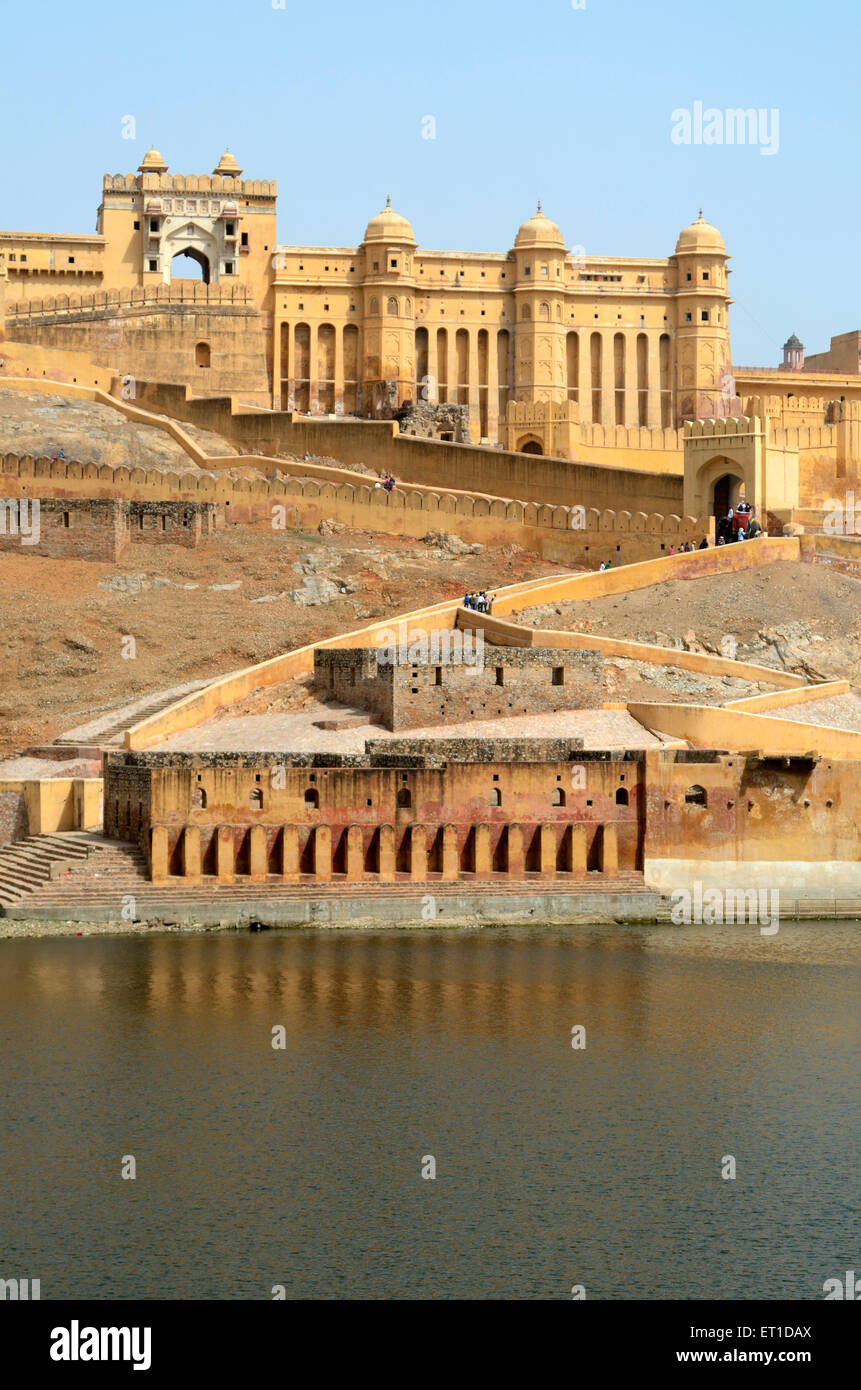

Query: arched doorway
[712,472,743,521]
[517,435,544,455]
[171,248,210,284]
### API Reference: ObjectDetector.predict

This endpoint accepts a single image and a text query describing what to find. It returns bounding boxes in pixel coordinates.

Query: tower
[359,198,417,414]
[780,333,804,370]
[512,204,568,404]
[673,211,733,422]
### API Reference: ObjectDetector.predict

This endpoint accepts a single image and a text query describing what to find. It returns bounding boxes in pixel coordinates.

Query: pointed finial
[537,199,542,214]
[385,194,391,208]
[698,207,703,218]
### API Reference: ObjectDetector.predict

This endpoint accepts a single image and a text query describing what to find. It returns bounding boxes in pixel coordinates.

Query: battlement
[0,451,712,548]
[5,283,252,322]
[684,415,765,440]
[102,173,276,199]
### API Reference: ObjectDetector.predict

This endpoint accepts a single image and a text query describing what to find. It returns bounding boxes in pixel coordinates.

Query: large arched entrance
[170,247,210,284]
[712,471,744,520]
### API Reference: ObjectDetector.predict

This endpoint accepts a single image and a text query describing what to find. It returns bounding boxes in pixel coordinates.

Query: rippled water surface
[0,923,858,1299]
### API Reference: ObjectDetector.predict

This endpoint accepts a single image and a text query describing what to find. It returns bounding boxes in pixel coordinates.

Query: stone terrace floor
[153,696,677,754]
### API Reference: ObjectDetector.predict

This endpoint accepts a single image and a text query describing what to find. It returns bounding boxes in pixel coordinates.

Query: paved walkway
[155,697,673,753]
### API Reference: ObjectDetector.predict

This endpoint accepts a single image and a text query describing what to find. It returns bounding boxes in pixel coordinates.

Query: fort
[3,147,861,928]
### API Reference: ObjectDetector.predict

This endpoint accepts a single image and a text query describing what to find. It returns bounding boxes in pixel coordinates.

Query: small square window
[20,254,26,263]
[133,220,140,230]
[686,271,692,282]
[702,270,709,281]
[390,259,397,268]
[701,310,709,322]
[685,312,692,323]
[148,259,157,272]
[524,266,531,275]
[68,256,75,264]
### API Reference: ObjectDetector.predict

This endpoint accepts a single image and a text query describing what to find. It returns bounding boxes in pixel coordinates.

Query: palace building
[0,147,736,442]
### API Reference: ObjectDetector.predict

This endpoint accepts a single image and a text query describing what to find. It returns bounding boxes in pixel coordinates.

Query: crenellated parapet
[5,282,252,322]
[102,173,276,199]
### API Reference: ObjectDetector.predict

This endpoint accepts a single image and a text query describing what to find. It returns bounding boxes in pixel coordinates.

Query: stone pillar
[215,825,234,883]
[345,825,364,881]
[601,823,618,875]
[487,328,499,444]
[309,325,319,416]
[474,823,491,876]
[409,824,427,881]
[539,823,557,879]
[334,324,345,416]
[601,332,615,427]
[569,825,587,877]
[579,329,592,425]
[280,825,299,882]
[467,329,480,441]
[313,824,332,881]
[426,326,438,403]
[285,322,296,413]
[182,824,201,882]
[441,824,459,881]
[151,825,169,883]
[506,824,525,878]
[378,824,396,882]
[249,824,267,882]
[624,330,638,428]
[647,333,661,429]
[272,316,283,410]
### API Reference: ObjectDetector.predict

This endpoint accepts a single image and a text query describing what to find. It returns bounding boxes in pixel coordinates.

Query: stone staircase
[0,832,664,923]
[0,832,121,911]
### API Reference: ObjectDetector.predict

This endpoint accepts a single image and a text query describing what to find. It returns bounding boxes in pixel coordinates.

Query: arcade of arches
[278,323,675,434]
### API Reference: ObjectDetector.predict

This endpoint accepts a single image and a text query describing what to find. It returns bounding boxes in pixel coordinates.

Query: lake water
[0,923,857,1300]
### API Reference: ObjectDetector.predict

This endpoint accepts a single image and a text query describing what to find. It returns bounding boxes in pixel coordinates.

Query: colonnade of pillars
[274,321,675,435]
[150,822,622,885]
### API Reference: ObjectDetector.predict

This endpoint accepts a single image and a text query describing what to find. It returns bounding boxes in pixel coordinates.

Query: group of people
[668,539,710,555]
[374,472,396,493]
[463,591,494,612]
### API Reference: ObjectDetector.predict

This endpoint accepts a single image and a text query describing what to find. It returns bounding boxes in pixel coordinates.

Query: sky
[1,0,858,366]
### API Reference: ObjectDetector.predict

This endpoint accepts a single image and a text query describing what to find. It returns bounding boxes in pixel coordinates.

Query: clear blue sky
[1,0,856,366]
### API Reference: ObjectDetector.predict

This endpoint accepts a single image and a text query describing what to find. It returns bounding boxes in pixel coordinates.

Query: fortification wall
[0,450,710,565]
[120,540,803,751]
[456,608,804,689]
[7,295,269,401]
[130,379,687,510]
[629,701,861,757]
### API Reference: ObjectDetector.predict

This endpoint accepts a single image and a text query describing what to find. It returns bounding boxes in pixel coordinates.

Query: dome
[138,147,168,174]
[362,197,416,244]
[213,149,242,176]
[784,333,803,349]
[514,202,565,249]
[675,209,725,254]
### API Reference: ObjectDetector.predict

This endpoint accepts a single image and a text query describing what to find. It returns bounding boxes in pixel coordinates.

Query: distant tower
[512,203,568,405]
[781,333,804,370]
[674,211,732,423]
